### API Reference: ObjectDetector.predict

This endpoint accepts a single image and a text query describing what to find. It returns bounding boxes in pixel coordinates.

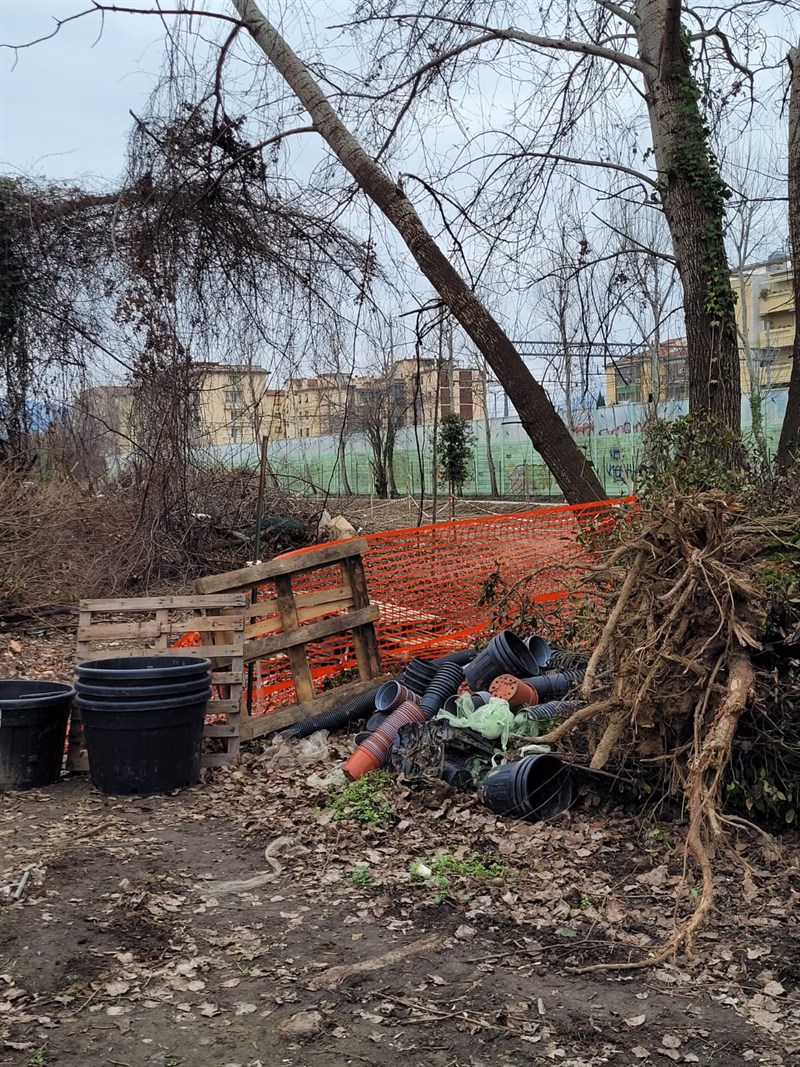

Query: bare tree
[777,42,800,471]
[609,199,680,415]
[9,0,793,489]
[338,1,789,436]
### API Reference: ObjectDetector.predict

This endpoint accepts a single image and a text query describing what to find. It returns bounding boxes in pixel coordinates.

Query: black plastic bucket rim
[75,675,211,702]
[524,635,552,668]
[75,687,212,714]
[0,679,76,708]
[76,655,212,682]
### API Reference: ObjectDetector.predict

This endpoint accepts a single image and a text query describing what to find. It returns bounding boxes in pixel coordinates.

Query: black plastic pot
[75,687,211,796]
[464,631,540,690]
[366,711,388,732]
[0,680,74,791]
[442,757,474,791]
[481,754,572,821]
[75,675,211,702]
[524,636,552,668]
[526,671,584,702]
[420,663,464,717]
[442,690,492,714]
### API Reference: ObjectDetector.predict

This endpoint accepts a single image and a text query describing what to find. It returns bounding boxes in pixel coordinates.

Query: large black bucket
[0,680,74,791]
[480,754,572,821]
[75,688,211,796]
[74,656,212,795]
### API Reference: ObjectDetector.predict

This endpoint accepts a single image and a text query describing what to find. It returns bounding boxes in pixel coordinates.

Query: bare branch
[0,2,242,68]
[595,0,639,26]
[338,13,649,83]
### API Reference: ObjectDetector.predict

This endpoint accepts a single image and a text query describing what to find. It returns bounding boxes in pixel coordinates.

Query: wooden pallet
[195,539,386,738]
[68,593,247,771]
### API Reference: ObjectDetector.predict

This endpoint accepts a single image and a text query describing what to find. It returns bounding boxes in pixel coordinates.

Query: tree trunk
[635,0,741,432]
[232,0,606,505]
[385,422,399,497]
[337,435,352,495]
[777,43,800,471]
[479,366,500,496]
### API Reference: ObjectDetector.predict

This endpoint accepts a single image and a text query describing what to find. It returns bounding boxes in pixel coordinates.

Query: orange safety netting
[233,496,632,716]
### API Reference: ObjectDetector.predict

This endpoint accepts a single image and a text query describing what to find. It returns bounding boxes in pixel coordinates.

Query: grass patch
[323,771,393,825]
[346,864,375,887]
[410,852,508,903]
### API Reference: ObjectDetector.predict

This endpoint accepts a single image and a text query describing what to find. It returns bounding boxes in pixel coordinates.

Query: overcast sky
[1,1,165,182]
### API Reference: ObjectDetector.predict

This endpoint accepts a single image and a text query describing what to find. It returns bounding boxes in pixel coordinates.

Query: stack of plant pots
[74,655,212,795]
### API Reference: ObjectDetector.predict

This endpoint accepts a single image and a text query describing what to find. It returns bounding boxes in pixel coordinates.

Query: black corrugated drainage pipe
[402,658,437,694]
[430,648,477,667]
[282,684,384,739]
[420,663,465,718]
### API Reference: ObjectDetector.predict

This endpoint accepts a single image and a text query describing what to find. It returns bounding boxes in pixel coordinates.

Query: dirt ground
[2,728,799,1067]
[1,517,798,1067]
[322,494,558,534]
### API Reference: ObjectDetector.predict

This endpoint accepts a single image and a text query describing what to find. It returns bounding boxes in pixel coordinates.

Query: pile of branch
[539,491,799,966]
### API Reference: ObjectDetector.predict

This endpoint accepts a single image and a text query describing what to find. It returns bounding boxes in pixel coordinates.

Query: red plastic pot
[489,674,539,707]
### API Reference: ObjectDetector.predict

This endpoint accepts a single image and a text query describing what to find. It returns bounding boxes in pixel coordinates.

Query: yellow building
[606,255,795,405]
[731,255,794,389]
[283,359,487,438]
[79,362,286,456]
[605,338,689,406]
[190,362,285,446]
[281,373,351,438]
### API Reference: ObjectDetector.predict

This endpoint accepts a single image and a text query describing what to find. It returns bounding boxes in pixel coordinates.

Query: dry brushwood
[538,491,798,969]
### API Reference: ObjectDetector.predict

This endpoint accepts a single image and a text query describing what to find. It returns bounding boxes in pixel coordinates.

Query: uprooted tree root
[537,491,798,971]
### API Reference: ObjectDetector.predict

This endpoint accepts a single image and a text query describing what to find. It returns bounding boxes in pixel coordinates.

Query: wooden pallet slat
[243,604,379,662]
[194,538,368,594]
[239,674,391,739]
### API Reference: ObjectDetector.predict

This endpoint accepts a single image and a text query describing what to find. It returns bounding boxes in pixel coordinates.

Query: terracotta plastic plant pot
[345,700,428,780]
[489,674,539,708]
[343,744,382,781]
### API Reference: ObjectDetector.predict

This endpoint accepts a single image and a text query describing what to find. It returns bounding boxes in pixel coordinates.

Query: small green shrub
[346,864,375,887]
[410,853,508,902]
[323,771,393,825]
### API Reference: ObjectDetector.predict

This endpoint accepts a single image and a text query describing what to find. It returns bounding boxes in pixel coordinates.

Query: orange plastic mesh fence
[175,496,630,718]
